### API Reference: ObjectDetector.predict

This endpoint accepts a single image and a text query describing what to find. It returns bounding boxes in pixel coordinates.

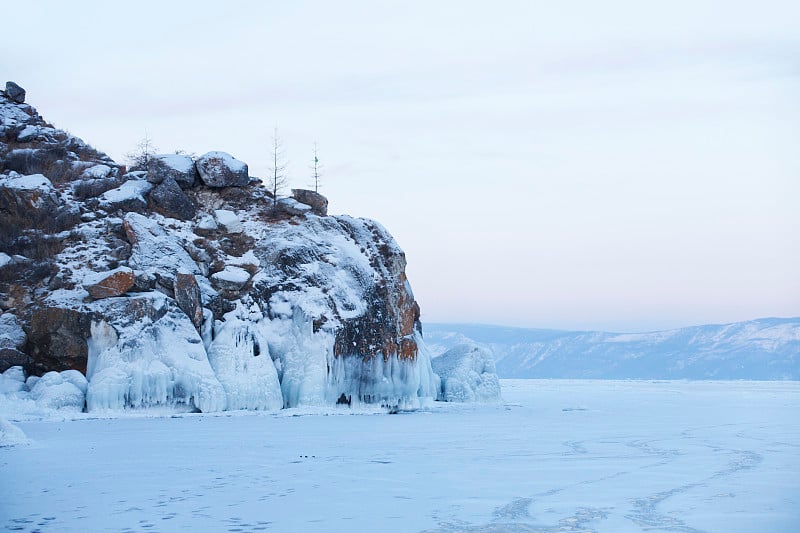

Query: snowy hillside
[426,318,800,380]
[0,82,498,413]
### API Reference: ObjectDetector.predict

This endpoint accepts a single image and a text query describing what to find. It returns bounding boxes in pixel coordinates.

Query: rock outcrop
[196,151,248,188]
[5,82,25,104]
[292,189,328,216]
[149,154,198,188]
[174,273,203,329]
[0,84,461,413]
[149,176,196,220]
[83,267,136,299]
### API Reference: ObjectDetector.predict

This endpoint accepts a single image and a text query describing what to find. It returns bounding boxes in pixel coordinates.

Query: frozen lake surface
[1,379,798,532]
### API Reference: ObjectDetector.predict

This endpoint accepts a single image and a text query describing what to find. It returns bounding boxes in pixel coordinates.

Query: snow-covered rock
[0,313,27,351]
[81,164,113,179]
[292,189,328,216]
[150,153,198,188]
[123,212,201,285]
[211,266,250,291]
[0,173,60,222]
[83,267,136,299]
[16,125,41,142]
[100,179,152,212]
[0,172,53,192]
[196,214,217,232]
[277,197,312,216]
[196,151,248,187]
[214,209,242,233]
[0,314,28,371]
[432,343,501,403]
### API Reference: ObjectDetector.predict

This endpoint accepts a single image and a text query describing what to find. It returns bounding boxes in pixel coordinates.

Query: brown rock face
[175,273,203,329]
[331,221,421,363]
[291,189,328,216]
[27,306,93,374]
[0,175,60,229]
[84,268,136,299]
[0,347,29,371]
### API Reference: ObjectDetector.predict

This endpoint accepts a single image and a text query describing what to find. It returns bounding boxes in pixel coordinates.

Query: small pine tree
[268,127,288,208]
[310,142,322,193]
[127,133,157,172]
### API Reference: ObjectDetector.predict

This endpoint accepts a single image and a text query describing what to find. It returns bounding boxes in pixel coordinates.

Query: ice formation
[431,343,501,403]
[85,294,226,412]
[207,306,282,411]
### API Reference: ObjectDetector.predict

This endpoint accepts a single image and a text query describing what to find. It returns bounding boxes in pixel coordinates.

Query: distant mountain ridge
[424,318,800,380]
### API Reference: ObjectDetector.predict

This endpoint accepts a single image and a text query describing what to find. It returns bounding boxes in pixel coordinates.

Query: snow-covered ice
[1,379,797,532]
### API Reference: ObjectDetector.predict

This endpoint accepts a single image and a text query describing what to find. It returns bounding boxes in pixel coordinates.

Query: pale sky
[2,1,798,331]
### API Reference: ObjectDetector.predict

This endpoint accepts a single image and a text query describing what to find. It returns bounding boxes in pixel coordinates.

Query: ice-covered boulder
[431,343,501,402]
[29,370,86,410]
[0,366,26,394]
[149,154,198,188]
[196,151,248,187]
[0,313,25,344]
[83,267,136,299]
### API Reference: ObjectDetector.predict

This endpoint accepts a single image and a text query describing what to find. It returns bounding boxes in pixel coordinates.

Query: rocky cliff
[0,82,442,412]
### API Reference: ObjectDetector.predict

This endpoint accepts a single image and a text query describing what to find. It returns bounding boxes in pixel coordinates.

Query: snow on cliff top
[155,153,195,173]
[202,151,247,172]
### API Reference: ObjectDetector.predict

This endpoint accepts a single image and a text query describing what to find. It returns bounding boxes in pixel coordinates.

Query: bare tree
[127,132,157,172]
[310,142,323,193]
[268,127,288,208]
